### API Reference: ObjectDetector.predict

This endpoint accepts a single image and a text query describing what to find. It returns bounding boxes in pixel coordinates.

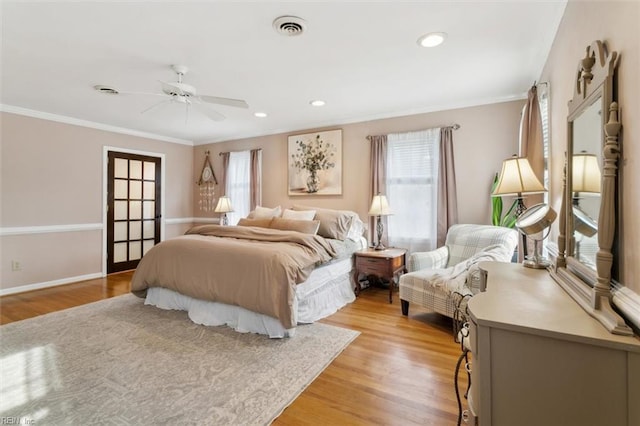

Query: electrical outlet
[11,261,22,271]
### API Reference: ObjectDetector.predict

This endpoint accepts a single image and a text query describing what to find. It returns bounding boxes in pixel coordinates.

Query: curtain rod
[366,123,461,140]
[218,148,263,156]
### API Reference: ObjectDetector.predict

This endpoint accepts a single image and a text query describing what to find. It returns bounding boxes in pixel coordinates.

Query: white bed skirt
[144,257,356,338]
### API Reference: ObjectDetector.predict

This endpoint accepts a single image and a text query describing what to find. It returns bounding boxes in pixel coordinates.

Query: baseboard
[0,272,103,296]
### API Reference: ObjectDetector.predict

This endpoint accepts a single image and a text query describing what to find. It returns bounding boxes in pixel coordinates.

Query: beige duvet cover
[131,225,339,328]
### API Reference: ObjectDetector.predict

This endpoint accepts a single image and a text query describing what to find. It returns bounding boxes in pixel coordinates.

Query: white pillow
[251,205,282,219]
[282,208,316,221]
[346,217,366,241]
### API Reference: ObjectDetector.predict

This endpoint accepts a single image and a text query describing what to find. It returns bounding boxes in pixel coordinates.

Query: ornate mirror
[551,40,632,335]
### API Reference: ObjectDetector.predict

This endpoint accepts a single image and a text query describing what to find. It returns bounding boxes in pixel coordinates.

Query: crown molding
[0,104,194,146]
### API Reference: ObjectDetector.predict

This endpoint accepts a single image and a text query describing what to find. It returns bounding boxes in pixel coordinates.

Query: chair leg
[401,299,409,316]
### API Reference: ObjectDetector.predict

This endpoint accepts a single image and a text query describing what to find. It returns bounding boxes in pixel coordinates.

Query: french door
[107,151,161,273]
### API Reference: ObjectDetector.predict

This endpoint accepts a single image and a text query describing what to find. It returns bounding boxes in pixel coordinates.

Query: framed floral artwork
[288,129,342,195]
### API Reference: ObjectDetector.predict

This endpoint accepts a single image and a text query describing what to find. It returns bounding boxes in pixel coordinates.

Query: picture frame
[288,129,342,196]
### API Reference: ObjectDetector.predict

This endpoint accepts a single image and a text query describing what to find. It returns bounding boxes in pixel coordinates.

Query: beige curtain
[519,84,544,207]
[368,135,388,247]
[437,127,458,246]
[220,152,230,196]
[249,149,261,210]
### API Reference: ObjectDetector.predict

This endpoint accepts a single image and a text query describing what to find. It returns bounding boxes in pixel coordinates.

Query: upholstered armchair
[399,224,518,320]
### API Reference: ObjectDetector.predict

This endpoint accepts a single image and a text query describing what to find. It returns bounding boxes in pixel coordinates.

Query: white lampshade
[492,156,546,196]
[368,194,392,216]
[572,153,601,193]
[214,196,234,213]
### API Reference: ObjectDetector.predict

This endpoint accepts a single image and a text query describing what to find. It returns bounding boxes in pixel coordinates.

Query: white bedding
[145,255,358,338]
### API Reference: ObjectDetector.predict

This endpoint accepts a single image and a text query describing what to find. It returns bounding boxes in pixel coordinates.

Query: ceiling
[1,1,567,145]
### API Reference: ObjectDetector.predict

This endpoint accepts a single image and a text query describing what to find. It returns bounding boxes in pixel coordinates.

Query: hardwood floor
[0,274,468,425]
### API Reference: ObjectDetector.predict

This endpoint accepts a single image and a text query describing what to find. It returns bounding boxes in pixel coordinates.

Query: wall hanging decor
[197,150,218,212]
[288,129,342,195]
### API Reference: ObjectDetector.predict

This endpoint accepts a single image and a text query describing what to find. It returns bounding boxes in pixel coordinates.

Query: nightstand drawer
[356,257,391,275]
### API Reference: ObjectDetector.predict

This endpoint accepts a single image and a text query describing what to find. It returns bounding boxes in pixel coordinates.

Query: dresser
[465,261,640,426]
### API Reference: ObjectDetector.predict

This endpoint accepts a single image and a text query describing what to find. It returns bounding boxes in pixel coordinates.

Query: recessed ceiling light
[310,100,325,107]
[417,32,447,48]
[254,112,268,118]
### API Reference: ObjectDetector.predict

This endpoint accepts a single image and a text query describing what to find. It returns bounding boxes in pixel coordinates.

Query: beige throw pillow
[270,218,320,235]
[292,205,356,240]
[237,218,273,228]
[248,205,282,219]
[282,208,316,221]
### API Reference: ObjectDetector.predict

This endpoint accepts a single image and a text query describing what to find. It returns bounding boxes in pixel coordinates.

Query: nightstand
[354,248,407,303]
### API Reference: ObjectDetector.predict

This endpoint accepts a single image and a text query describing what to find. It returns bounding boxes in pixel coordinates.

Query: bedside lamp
[368,193,392,250]
[214,196,234,226]
[492,156,546,217]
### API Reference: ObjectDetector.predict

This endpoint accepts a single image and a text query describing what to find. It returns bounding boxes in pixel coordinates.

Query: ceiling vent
[273,16,306,36]
[93,85,119,94]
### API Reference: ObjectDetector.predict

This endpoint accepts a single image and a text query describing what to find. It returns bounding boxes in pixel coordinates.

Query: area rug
[0,294,359,425]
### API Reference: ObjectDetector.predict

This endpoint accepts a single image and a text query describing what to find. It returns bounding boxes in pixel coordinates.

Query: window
[386,129,440,252]
[225,150,251,225]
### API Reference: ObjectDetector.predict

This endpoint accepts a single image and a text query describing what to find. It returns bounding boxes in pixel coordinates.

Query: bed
[131,206,365,338]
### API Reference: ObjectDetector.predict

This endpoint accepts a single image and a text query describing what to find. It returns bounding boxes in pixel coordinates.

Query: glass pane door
[107,151,161,273]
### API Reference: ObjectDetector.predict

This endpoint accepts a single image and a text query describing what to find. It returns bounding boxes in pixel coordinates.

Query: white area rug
[0,294,359,425]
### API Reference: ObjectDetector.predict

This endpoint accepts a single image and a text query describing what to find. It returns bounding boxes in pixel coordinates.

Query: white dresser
[466,261,640,426]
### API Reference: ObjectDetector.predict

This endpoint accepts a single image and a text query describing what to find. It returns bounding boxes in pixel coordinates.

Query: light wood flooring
[0,273,468,425]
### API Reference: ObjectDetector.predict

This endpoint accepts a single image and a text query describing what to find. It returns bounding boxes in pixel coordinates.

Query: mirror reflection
[571,97,602,269]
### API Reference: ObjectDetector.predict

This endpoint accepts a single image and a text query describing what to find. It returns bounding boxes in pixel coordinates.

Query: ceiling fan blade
[140,99,171,115]
[192,102,225,121]
[198,95,249,109]
[117,90,168,98]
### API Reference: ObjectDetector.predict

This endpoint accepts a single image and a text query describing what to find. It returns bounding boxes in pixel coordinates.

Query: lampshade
[572,153,601,193]
[214,196,234,213]
[368,194,392,216]
[492,156,546,196]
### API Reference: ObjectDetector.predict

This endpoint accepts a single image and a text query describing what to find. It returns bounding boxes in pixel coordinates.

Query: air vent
[93,85,119,94]
[273,16,306,36]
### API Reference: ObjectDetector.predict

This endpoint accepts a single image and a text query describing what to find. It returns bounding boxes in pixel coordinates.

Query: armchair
[399,224,518,320]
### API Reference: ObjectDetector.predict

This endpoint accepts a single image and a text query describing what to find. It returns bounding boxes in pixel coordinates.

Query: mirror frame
[550,40,632,335]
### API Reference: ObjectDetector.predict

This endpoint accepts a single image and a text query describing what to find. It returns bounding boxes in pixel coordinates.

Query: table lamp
[492,155,546,217]
[214,196,234,226]
[368,193,392,250]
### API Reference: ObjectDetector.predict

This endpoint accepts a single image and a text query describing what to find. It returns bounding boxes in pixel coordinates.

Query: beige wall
[1,112,194,291]
[194,100,524,228]
[539,0,639,295]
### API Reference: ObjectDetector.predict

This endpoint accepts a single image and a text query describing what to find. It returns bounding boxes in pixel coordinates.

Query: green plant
[491,172,519,228]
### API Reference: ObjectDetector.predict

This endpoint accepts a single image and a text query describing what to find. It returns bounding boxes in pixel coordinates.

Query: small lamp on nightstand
[214,196,234,226]
[368,193,392,250]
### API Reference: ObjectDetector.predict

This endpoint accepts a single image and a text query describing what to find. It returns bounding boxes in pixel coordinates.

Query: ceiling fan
[94,64,249,122]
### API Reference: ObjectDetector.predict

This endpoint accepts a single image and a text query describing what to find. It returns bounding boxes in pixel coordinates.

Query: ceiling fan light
[417,32,447,48]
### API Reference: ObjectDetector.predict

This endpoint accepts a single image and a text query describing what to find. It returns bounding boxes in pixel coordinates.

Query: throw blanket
[421,244,510,295]
[131,225,339,329]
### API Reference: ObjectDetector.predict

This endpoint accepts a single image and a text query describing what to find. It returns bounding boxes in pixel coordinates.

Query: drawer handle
[462,410,470,423]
